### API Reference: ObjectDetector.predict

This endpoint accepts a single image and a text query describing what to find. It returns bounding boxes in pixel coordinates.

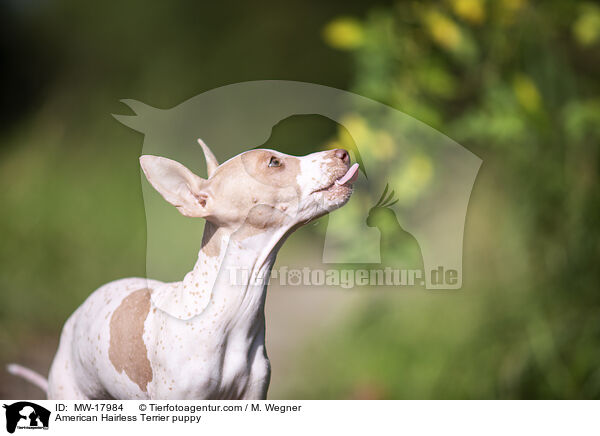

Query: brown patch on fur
[109,289,153,392]
[201,221,222,257]
[240,150,301,188]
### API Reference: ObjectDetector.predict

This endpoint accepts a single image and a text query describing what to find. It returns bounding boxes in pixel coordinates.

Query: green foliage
[0,124,147,348]
[286,0,600,399]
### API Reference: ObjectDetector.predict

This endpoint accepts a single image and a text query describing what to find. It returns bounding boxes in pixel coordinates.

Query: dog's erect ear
[140,155,211,217]
[197,138,219,177]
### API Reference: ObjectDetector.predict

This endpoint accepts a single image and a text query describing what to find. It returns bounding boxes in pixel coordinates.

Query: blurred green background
[1,0,599,399]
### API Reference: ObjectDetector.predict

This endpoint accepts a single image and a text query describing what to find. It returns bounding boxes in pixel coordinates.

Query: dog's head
[140,140,358,234]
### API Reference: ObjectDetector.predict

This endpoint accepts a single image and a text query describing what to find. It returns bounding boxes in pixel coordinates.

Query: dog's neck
[151,220,288,324]
[198,221,289,331]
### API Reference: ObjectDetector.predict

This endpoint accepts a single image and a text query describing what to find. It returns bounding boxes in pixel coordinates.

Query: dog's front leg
[241,348,271,400]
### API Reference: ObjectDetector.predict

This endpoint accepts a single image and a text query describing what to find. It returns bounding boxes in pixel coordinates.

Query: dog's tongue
[335,163,360,186]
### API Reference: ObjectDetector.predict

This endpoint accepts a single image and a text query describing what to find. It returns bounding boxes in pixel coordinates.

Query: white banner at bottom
[0,400,596,435]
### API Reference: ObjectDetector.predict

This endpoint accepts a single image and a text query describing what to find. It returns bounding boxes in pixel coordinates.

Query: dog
[8,140,359,399]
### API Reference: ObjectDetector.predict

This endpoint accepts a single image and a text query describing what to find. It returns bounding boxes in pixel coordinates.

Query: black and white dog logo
[2,402,50,433]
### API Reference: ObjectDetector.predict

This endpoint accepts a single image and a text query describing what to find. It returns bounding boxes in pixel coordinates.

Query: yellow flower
[573,3,600,46]
[513,74,542,112]
[450,0,485,25]
[394,154,434,205]
[423,10,462,51]
[323,17,364,51]
[337,114,370,148]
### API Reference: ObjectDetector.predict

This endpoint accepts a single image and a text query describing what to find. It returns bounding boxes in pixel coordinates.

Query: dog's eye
[268,157,282,167]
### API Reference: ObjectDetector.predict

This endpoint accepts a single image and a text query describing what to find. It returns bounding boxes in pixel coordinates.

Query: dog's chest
[145,308,266,399]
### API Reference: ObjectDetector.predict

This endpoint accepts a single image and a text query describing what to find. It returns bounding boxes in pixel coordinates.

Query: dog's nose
[334,148,350,164]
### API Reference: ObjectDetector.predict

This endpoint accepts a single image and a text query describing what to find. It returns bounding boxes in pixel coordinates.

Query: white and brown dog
[8,141,359,399]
